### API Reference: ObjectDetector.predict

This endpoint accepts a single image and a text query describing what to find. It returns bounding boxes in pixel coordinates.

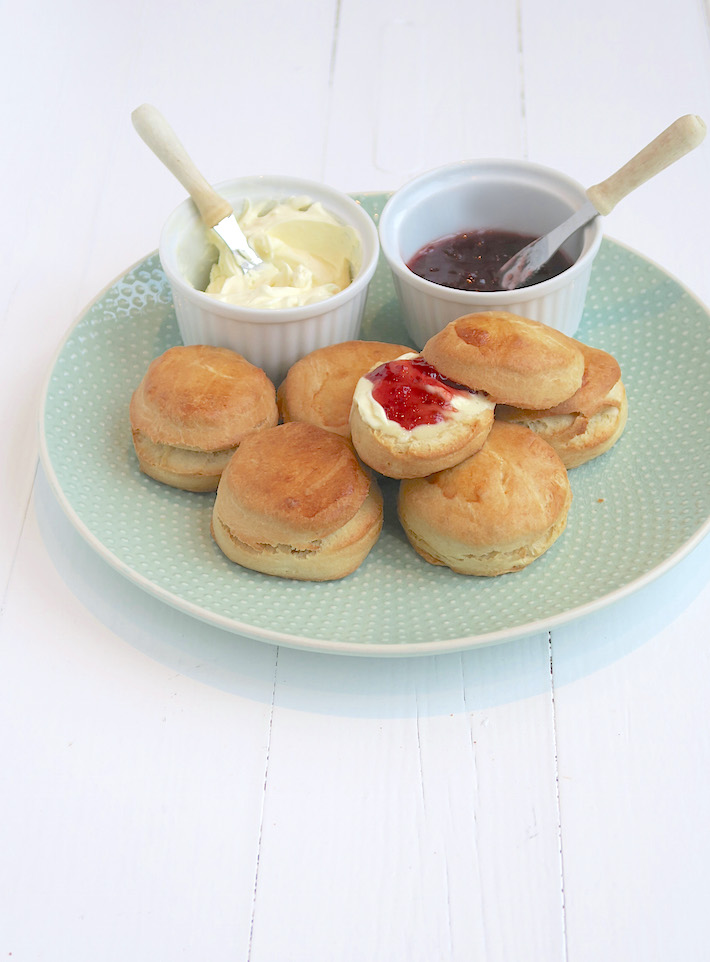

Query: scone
[398,421,572,576]
[211,421,383,581]
[422,311,585,409]
[130,344,278,491]
[277,339,412,438]
[349,353,495,478]
[496,342,628,467]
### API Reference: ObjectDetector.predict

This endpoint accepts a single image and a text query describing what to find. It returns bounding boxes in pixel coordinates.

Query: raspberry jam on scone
[365,355,475,429]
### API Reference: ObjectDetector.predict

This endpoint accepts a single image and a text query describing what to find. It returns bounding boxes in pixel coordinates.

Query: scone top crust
[130,345,278,450]
[277,339,412,436]
[402,421,571,548]
[514,342,622,418]
[422,311,585,409]
[216,421,372,545]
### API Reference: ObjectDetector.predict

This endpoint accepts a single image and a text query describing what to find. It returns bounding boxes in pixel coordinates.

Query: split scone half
[496,342,628,467]
[349,353,495,479]
[211,421,383,581]
[422,310,585,409]
[129,344,278,492]
[398,421,572,576]
[277,339,412,438]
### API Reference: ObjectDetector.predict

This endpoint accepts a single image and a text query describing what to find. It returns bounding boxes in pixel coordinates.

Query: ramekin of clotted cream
[204,196,362,309]
[159,175,380,385]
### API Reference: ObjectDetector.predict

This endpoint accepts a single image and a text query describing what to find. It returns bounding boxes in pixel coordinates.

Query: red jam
[366,356,470,430]
[407,228,573,291]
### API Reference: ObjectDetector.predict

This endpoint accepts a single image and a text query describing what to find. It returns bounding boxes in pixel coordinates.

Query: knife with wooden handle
[498,114,706,290]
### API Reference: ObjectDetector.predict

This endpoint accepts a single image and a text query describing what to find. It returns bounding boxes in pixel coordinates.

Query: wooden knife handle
[586,113,706,215]
[131,103,232,227]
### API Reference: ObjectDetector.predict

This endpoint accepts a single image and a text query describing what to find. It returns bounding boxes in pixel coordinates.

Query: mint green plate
[38,194,710,656]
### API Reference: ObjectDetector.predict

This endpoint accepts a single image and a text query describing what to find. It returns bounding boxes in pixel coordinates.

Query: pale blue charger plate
[38,194,710,656]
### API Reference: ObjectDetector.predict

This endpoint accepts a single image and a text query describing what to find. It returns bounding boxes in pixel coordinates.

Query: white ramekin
[378,158,604,347]
[159,175,380,386]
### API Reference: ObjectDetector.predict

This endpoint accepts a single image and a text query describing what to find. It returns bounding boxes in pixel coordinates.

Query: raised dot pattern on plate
[39,195,710,654]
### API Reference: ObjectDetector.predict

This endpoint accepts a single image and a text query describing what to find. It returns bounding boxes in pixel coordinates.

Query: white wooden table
[2,1,710,959]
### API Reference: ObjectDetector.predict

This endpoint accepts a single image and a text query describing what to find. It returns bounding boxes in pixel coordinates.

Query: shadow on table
[35,466,710,717]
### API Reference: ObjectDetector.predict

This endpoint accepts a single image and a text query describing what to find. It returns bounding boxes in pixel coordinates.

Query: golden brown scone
[130,344,278,492]
[496,342,628,467]
[349,354,495,478]
[422,311,585,408]
[211,421,383,581]
[398,421,572,576]
[277,339,413,438]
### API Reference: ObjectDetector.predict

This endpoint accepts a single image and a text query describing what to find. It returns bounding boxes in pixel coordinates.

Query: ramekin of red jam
[377,158,604,346]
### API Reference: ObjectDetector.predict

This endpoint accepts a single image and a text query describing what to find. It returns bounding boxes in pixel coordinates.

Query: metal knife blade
[211,211,263,269]
[497,199,598,291]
